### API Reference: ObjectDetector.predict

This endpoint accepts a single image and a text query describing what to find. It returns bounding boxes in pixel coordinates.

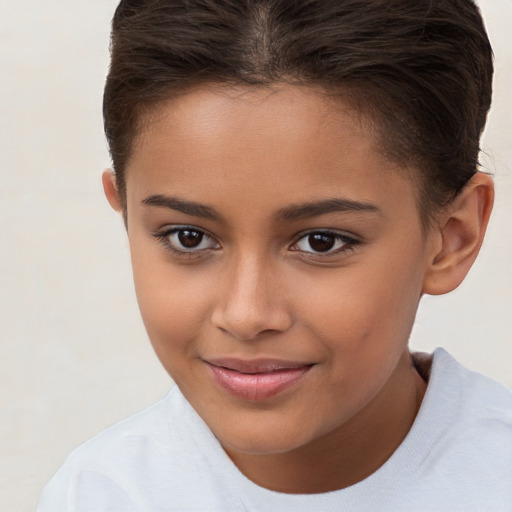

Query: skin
[103,84,493,494]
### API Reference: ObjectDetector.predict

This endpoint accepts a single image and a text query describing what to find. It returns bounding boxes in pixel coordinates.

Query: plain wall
[0,1,510,510]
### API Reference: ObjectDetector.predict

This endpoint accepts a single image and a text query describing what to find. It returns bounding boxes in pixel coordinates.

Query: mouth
[204,358,315,401]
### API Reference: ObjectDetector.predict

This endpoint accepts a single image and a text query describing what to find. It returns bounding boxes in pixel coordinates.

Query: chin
[214,419,315,456]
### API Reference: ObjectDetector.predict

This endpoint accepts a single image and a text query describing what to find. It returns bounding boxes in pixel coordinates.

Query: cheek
[299,268,417,340]
[130,245,213,366]
[290,262,421,420]
[296,247,424,365]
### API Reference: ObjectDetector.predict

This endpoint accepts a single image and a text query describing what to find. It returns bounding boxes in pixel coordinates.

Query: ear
[422,172,494,295]
[102,169,123,213]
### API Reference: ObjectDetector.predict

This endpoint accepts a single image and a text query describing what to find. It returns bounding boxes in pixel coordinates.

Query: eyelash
[153,226,360,260]
[289,230,360,260]
[153,226,220,259]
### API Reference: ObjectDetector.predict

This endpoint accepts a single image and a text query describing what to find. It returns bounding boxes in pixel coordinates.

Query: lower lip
[205,363,313,401]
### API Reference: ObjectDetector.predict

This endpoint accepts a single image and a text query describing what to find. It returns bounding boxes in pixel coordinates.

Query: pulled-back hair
[103,0,493,223]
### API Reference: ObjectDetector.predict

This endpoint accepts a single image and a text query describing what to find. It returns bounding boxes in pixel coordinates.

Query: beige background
[0,1,510,510]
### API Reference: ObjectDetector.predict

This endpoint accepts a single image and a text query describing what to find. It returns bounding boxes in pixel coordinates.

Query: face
[120,84,434,456]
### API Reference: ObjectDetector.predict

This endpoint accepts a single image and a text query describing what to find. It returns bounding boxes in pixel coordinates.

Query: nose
[211,255,293,341]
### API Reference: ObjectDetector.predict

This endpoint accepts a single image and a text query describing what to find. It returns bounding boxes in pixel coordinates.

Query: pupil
[178,230,203,248]
[309,233,335,252]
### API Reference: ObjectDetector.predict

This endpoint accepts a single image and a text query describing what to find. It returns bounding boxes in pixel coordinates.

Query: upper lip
[204,358,314,374]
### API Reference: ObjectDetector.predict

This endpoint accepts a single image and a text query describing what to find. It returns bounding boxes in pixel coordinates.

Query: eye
[291,231,358,255]
[155,226,220,255]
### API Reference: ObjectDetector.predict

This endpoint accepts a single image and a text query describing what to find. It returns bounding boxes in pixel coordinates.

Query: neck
[223,350,427,494]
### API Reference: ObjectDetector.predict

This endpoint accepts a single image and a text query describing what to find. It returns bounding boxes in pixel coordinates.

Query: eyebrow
[275,198,380,221]
[142,194,380,222]
[142,195,225,222]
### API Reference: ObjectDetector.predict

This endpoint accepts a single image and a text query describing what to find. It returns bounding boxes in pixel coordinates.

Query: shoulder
[37,387,214,511]
[408,348,512,509]
[60,387,180,472]
[429,347,512,420]
[413,346,511,434]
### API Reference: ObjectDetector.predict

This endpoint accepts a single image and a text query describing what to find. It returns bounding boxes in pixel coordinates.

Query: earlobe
[102,169,122,213]
[422,172,494,295]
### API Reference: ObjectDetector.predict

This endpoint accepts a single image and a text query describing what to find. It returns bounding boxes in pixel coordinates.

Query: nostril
[212,315,292,342]
[210,275,293,340]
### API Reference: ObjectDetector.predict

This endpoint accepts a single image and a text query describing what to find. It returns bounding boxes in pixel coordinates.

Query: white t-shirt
[37,348,512,512]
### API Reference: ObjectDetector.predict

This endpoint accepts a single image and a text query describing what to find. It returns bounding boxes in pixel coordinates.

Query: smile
[204,359,314,401]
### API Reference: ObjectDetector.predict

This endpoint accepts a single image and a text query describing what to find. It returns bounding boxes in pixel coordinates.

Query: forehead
[126,84,420,220]
[135,84,366,163]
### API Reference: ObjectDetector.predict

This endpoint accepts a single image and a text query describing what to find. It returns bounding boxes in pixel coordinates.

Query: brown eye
[157,227,220,254]
[292,231,357,256]
[178,229,204,248]
[307,233,336,252]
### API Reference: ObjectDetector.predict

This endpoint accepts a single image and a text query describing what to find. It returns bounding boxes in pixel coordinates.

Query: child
[37,0,511,510]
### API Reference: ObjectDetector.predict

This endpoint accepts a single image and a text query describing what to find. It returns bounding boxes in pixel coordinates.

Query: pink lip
[204,358,314,401]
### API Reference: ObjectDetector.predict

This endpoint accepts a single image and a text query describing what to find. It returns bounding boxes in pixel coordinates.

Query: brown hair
[103,0,493,224]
